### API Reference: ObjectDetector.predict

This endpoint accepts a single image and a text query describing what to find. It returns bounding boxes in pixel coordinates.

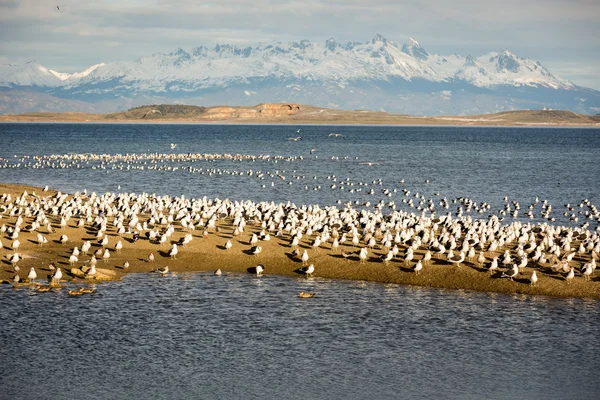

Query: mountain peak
[492,50,521,73]
[325,37,340,52]
[401,37,429,60]
[371,33,388,44]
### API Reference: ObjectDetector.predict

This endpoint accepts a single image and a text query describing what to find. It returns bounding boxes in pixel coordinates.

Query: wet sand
[1,183,598,298]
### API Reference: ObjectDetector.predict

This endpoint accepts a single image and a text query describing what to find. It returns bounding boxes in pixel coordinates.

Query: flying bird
[288,136,302,142]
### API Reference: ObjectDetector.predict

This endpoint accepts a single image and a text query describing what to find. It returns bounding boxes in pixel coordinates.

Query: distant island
[1,103,599,126]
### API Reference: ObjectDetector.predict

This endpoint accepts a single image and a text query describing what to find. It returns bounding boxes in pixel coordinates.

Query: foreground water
[1,273,599,400]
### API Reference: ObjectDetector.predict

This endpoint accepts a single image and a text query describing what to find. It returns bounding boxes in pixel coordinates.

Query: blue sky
[1,0,599,89]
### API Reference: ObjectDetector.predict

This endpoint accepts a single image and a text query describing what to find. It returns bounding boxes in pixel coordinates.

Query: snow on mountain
[0,61,64,87]
[0,34,597,115]
[2,35,576,92]
[49,63,106,82]
[0,61,106,87]
[453,50,574,89]
[72,34,443,92]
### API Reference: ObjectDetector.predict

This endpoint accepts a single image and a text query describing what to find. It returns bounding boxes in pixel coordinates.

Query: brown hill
[0,103,599,126]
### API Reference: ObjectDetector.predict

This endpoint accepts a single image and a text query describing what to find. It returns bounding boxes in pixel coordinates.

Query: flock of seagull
[1,184,598,297]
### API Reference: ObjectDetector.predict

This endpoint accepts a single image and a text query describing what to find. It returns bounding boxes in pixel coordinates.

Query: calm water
[0,123,599,227]
[1,273,599,400]
[1,123,600,399]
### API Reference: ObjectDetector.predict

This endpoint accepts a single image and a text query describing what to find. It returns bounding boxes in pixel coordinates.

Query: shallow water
[1,273,599,400]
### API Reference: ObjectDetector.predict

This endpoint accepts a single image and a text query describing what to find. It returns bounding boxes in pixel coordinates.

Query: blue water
[1,123,600,399]
[0,124,599,227]
[1,273,599,400]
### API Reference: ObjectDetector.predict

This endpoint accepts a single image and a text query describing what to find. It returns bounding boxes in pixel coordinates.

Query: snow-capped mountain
[1,34,598,115]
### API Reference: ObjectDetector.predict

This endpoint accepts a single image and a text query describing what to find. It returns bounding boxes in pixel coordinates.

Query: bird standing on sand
[301,250,309,266]
[530,270,538,286]
[28,267,37,283]
[448,251,465,266]
[502,264,519,281]
[169,244,178,259]
[488,257,499,274]
[359,248,368,264]
[413,260,423,275]
[300,264,315,277]
[215,268,222,276]
[102,249,110,263]
[381,250,393,265]
[147,253,155,262]
[422,250,432,265]
[565,268,575,284]
[582,264,593,281]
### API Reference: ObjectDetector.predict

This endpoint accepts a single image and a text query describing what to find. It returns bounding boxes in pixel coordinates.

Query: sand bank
[1,183,598,298]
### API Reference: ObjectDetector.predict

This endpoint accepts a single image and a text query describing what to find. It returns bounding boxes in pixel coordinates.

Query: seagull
[359,248,368,264]
[359,162,379,166]
[582,264,593,281]
[413,260,423,275]
[301,250,309,266]
[154,266,169,275]
[51,267,62,283]
[530,270,538,286]
[300,264,315,277]
[501,264,519,281]
[214,268,222,276]
[170,143,177,149]
[488,257,499,274]
[169,244,178,259]
[341,250,351,262]
[147,253,155,262]
[252,246,262,257]
[422,250,432,265]
[27,267,37,283]
[87,264,97,278]
[380,250,393,265]
[288,136,302,142]
[255,264,264,276]
[328,133,344,138]
[565,268,574,284]
[225,240,232,251]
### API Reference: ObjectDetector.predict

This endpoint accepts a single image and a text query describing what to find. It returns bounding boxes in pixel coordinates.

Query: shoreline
[1,105,599,127]
[1,183,599,299]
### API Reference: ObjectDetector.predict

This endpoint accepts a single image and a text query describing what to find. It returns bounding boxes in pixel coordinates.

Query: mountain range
[1,34,599,115]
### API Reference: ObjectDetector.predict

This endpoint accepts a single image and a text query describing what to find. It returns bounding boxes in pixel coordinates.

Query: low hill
[0,103,598,126]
